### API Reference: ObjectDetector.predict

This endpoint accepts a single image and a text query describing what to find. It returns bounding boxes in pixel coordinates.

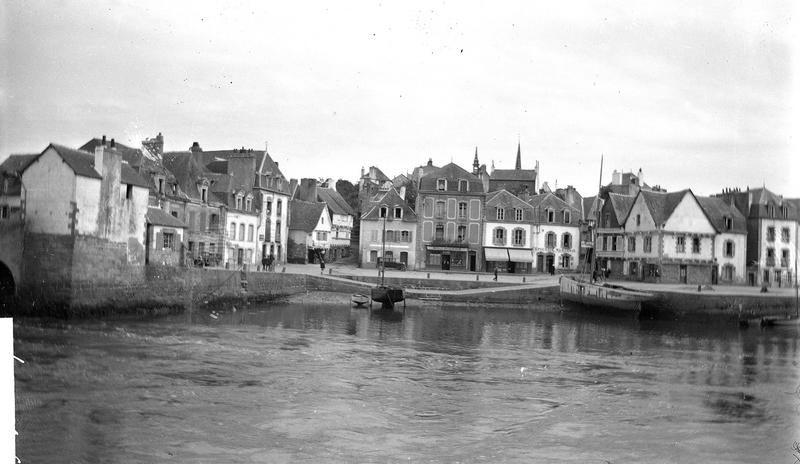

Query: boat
[370,206,405,309]
[560,275,655,312]
[351,293,369,307]
[559,156,654,312]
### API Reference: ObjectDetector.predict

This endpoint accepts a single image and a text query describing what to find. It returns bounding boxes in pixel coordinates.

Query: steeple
[515,140,521,170]
[472,146,479,175]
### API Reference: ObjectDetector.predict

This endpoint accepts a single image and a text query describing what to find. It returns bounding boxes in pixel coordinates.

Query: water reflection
[14,302,800,463]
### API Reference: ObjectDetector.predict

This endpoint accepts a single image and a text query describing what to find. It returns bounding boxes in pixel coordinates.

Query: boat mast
[381,205,387,286]
[593,155,604,274]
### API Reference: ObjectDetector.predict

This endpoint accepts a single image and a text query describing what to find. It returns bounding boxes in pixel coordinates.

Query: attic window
[781,206,788,219]
[547,209,555,223]
[245,197,252,212]
[723,216,732,230]
[235,194,243,210]
[126,184,133,200]
[158,178,164,193]
[201,187,208,202]
[458,179,468,192]
[436,179,447,191]
[379,206,388,218]
[563,210,571,224]
[171,184,177,195]
[394,207,402,219]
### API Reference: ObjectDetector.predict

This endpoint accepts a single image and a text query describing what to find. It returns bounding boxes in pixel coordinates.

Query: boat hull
[371,286,405,308]
[351,294,369,307]
[560,276,654,312]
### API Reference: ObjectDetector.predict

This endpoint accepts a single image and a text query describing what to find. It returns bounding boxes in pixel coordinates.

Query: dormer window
[547,209,555,223]
[723,216,732,230]
[563,210,571,224]
[171,183,177,195]
[496,208,505,221]
[201,186,208,202]
[781,206,788,219]
[394,207,402,219]
[515,208,523,221]
[379,206,388,218]
[157,178,164,194]
[245,196,252,212]
[458,179,468,192]
[436,179,447,191]
[235,194,243,210]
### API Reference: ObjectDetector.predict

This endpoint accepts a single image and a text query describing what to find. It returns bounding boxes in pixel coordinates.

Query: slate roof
[490,168,536,181]
[317,187,355,216]
[361,188,418,222]
[696,196,747,234]
[485,189,534,211]
[146,207,187,228]
[638,190,690,226]
[80,138,148,168]
[163,151,215,202]
[607,193,636,224]
[289,200,326,232]
[744,188,800,220]
[0,154,38,175]
[49,144,101,179]
[582,195,601,222]
[527,192,581,224]
[418,162,484,193]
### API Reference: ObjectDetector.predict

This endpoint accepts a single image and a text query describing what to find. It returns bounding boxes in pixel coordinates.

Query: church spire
[515,139,521,170]
[473,146,479,174]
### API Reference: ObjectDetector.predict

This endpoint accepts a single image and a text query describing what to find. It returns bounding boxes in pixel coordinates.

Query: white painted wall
[308,205,332,249]
[663,194,716,234]
[225,210,260,266]
[22,149,82,235]
[482,221,533,248]
[531,223,580,270]
[259,191,290,262]
[715,232,747,282]
[359,218,416,268]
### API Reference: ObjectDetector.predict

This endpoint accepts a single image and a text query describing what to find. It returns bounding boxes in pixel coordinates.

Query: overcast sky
[1,1,797,197]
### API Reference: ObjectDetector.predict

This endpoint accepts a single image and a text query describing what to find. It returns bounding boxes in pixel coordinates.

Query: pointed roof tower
[515,140,522,170]
[473,146,479,175]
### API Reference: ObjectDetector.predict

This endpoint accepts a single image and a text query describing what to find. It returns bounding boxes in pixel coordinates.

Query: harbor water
[13,301,800,463]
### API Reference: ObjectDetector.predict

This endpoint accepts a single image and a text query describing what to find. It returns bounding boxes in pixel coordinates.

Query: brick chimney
[190,141,202,153]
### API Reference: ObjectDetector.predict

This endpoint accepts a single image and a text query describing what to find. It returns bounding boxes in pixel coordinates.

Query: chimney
[399,185,406,198]
[94,140,105,175]
[101,135,107,146]
[612,170,621,185]
[110,138,116,149]
[190,141,202,153]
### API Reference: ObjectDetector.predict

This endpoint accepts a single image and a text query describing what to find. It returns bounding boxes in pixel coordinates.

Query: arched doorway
[0,261,15,299]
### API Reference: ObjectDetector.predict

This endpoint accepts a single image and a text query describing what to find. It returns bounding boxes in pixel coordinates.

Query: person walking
[493,268,498,281]
[261,256,268,272]
[320,259,326,275]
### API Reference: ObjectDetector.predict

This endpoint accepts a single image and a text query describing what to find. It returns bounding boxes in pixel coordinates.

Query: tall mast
[381,206,387,286]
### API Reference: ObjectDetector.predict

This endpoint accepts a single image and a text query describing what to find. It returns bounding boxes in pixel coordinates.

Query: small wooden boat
[560,275,655,312]
[351,293,369,307]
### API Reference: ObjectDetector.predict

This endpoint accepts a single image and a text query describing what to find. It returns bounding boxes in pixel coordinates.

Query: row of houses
[356,149,799,286]
[0,134,356,299]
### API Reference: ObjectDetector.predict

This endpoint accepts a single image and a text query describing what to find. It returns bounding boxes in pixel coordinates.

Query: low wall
[646,291,798,322]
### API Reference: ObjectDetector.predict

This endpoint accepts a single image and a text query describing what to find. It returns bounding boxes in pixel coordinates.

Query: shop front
[426,245,473,271]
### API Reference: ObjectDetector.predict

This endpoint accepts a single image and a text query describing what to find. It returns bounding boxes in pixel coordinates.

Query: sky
[1,0,797,197]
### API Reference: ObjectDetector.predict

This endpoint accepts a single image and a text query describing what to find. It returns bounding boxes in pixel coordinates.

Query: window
[201,187,208,202]
[723,216,732,230]
[781,206,788,219]
[158,178,164,193]
[676,235,686,253]
[781,228,790,243]
[0,205,7,219]
[209,213,219,229]
[401,230,411,242]
[627,236,636,252]
[125,184,133,200]
[435,201,445,219]
[722,264,735,281]
[236,195,243,210]
[458,202,467,219]
[782,249,790,267]
[563,210,571,224]
[209,243,215,254]
[394,207,403,219]
[171,183,177,195]
[604,213,610,228]
[496,208,505,221]
[457,225,466,241]
[163,232,174,250]
[562,233,572,249]
[245,197,252,212]
[229,223,236,239]
[458,179,467,192]
[611,235,618,251]
[546,232,556,248]
[493,228,506,246]
[692,237,701,254]
[266,200,272,215]
[767,227,775,242]
[316,231,327,241]
[379,206,388,218]
[643,235,652,253]
[513,229,525,246]
[724,240,735,257]
[515,208,523,221]
[171,211,178,218]
[385,230,395,242]
[370,230,378,242]
[436,179,447,191]
[602,236,608,251]
[766,247,775,266]
[561,254,572,268]
[435,224,444,240]
[629,261,638,276]
[636,214,641,226]
[239,224,245,241]
[276,199,282,215]
[547,209,555,223]
[248,225,254,242]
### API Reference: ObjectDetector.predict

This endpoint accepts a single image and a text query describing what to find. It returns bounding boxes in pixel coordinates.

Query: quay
[3,262,797,323]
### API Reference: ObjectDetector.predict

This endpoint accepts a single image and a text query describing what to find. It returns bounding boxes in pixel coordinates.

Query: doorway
[469,252,476,272]
[679,265,687,284]
[711,266,718,285]
[536,254,544,273]
[441,254,451,271]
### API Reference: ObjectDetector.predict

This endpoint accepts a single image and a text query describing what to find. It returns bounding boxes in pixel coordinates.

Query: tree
[335,179,359,212]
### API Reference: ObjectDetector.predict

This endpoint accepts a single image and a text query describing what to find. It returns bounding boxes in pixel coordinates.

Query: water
[13,301,800,463]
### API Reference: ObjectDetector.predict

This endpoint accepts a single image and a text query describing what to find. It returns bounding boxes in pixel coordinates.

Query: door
[679,264,687,284]
[237,248,244,266]
[711,266,718,285]
[441,254,451,271]
[400,252,408,264]
[536,254,544,273]
[469,251,476,271]
[545,254,555,274]
[763,270,770,285]
[370,250,378,264]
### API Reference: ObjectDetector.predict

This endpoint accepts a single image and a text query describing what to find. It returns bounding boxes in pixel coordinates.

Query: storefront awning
[508,248,534,263]
[484,248,510,261]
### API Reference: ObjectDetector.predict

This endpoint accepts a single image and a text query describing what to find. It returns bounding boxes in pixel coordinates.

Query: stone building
[12,142,150,303]
[288,200,331,264]
[527,193,581,272]
[359,187,417,269]
[254,149,291,266]
[145,207,188,266]
[715,187,799,287]
[415,162,484,272]
[294,178,355,261]
[596,193,636,277]
[487,142,538,197]
[696,196,748,284]
[483,189,536,274]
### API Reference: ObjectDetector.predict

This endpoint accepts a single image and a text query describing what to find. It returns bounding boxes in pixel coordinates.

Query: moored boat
[370,285,405,309]
[560,275,655,312]
[351,293,369,307]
